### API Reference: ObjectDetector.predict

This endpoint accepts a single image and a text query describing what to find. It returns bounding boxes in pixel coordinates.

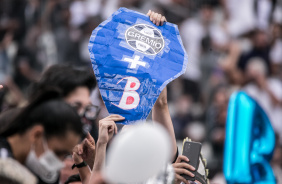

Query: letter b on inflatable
[224,91,276,184]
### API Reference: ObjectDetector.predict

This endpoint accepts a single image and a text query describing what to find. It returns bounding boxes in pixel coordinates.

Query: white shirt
[244,78,282,143]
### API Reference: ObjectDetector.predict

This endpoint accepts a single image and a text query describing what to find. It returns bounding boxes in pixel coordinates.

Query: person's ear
[29,125,46,157]
[28,125,44,145]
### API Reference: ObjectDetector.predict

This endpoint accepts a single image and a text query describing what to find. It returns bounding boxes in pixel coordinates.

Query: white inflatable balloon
[103,121,172,184]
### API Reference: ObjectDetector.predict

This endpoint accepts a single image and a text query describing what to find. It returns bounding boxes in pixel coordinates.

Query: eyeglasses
[82,105,100,120]
[71,103,100,120]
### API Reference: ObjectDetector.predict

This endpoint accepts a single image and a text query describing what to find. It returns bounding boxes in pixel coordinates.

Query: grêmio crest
[125,24,164,55]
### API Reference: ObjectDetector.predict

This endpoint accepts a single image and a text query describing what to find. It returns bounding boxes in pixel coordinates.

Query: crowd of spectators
[0,0,282,183]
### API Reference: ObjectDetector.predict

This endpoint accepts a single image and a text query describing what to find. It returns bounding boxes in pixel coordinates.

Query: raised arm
[152,87,178,161]
[88,115,124,183]
[146,10,178,161]
[92,115,122,171]
[72,115,124,184]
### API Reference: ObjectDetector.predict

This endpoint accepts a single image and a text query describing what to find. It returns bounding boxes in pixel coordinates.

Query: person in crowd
[0,89,83,184]
[68,10,205,184]
[238,29,272,75]
[71,86,198,184]
[221,29,272,86]
[60,12,175,182]
[28,65,99,184]
[0,65,98,184]
[1,64,98,136]
[71,86,202,184]
[29,64,98,138]
[243,57,282,144]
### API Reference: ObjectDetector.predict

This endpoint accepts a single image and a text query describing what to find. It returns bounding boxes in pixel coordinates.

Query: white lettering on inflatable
[112,77,140,110]
[125,24,165,55]
[127,31,162,48]
[128,31,135,37]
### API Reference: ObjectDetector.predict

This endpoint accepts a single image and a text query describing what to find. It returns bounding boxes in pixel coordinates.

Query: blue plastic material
[88,8,188,124]
[224,91,276,184]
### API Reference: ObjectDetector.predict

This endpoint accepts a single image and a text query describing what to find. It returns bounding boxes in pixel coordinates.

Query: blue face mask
[25,139,65,183]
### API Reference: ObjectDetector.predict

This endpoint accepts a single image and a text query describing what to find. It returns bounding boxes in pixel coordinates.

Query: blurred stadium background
[0,0,282,183]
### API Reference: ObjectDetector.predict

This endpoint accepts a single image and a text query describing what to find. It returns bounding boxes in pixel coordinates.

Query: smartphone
[181,141,202,181]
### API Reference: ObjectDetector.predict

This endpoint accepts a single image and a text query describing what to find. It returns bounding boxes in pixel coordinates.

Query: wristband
[172,147,179,163]
[72,161,87,169]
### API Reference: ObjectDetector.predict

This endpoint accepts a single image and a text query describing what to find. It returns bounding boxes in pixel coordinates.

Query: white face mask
[25,140,65,183]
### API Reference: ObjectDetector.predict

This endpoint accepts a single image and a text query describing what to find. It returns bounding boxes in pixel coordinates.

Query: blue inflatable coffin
[88,7,188,124]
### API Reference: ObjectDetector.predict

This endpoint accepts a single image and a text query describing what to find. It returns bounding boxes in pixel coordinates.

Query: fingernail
[192,167,195,171]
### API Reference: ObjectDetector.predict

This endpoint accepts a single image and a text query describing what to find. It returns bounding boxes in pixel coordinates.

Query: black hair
[0,108,22,134]
[28,64,96,100]
[1,88,83,138]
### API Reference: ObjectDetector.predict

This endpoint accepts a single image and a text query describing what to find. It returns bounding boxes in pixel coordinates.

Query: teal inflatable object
[224,91,276,183]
